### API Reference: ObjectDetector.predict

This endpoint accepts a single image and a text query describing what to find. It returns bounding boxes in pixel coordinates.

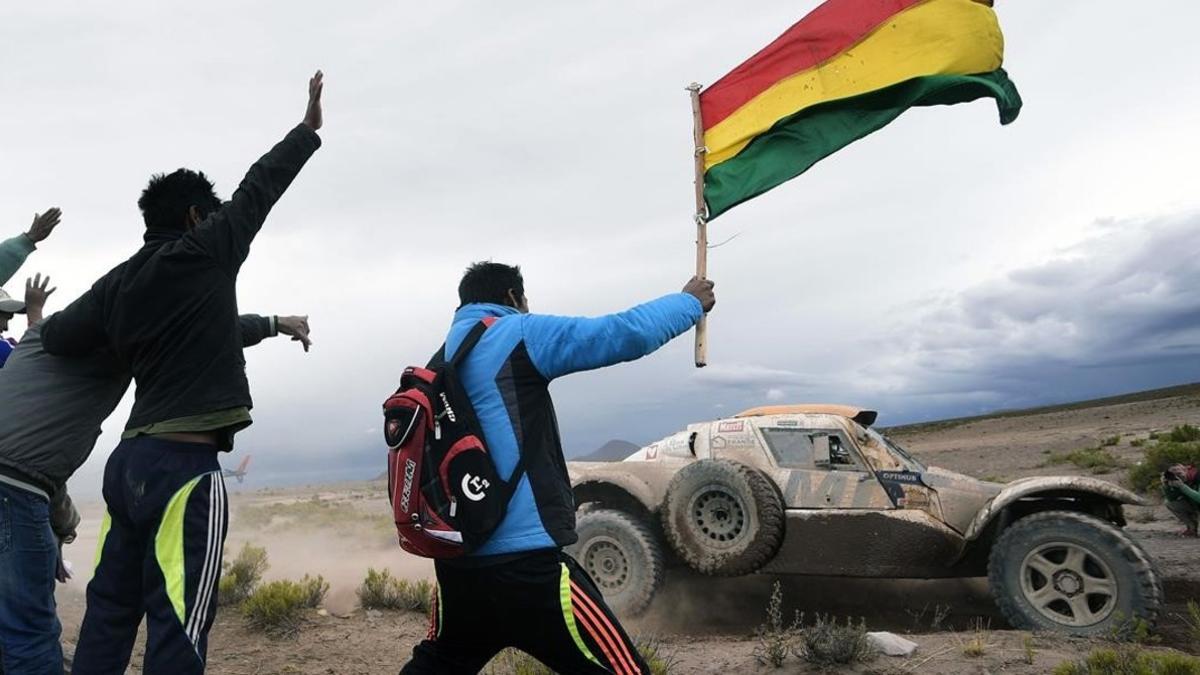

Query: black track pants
[400,550,649,675]
[73,438,228,675]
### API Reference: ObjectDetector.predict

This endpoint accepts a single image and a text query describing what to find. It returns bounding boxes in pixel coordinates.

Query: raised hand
[303,70,324,131]
[24,273,56,324]
[682,276,716,312]
[26,208,62,244]
[276,315,312,352]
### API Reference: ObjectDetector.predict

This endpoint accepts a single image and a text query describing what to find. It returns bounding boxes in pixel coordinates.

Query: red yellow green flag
[700,0,1022,219]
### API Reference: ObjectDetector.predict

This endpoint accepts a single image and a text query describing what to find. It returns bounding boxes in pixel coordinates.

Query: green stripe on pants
[154,475,204,628]
[92,509,112,573]
[559,563,602,667]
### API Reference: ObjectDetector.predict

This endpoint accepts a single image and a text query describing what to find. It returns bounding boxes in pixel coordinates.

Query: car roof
[734,404,878,427]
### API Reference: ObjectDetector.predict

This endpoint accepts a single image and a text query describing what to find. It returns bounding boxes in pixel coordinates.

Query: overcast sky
[2,1,1198,490]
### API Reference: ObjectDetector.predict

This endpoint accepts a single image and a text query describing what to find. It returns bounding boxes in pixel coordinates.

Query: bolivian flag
[700,0,1022,219]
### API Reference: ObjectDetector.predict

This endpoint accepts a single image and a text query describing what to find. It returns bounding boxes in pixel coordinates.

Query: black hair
[458,261,524,307]
[137,169,221,231]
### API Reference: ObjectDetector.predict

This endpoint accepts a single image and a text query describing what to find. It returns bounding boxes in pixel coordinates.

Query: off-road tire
[568,509,664,616]
[661,459,785,576]
[988,510,1162,636]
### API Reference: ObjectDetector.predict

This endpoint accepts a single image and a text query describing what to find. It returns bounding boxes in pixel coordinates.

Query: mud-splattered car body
[569,405,1144,580]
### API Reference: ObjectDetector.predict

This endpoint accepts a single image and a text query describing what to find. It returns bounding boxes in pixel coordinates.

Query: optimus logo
[439,393,457,422]
[399,458,417,512]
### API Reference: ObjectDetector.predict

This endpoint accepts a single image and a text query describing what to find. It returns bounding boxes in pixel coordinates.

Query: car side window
[760,428,857,469]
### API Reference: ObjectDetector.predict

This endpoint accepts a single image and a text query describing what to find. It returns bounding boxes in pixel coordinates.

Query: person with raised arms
[40,72,325,674]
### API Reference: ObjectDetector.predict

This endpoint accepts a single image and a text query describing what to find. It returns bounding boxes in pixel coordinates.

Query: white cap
[0,288,25,314]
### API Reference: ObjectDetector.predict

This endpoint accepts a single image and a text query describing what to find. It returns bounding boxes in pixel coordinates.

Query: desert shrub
[358,567,433,613]
[1128,428,1200,493]
[1043,447,1123,473]
[242,579,310,635]
[485,650,553,675]
[1132,439,1147,448]
[1052,646,1200,675]
[218,542,268,607]
[1168,425,1200,443]
[904,603,950,632]
[298,574,329,609]
[1178,601,1200,646]
[960,619,994,658]
[754,581,800,667]
[633,637,677,675]
[795,614,875,667]
[1107,612,1158,645]
[1103,435,1123,447]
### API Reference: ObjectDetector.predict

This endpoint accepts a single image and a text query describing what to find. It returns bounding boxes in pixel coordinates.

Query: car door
[756,426,891,510]
[755,424,961,576]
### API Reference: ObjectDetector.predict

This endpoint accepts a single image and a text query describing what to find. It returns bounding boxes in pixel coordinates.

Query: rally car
[567,405,1161,636]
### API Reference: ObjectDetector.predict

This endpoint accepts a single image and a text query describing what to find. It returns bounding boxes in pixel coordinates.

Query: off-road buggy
[567,405,1162,636]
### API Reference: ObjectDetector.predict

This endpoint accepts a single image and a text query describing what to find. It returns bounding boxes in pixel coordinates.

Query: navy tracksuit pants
[74,438,228,675]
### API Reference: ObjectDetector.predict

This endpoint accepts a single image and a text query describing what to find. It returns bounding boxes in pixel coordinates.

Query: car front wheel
[988,510,1162,636]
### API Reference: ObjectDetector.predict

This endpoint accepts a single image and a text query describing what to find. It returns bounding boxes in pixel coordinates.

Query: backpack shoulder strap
[441,318,531,495]
[448,320,491,367]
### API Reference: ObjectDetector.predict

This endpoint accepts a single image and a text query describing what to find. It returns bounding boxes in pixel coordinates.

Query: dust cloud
[62,484,433,617]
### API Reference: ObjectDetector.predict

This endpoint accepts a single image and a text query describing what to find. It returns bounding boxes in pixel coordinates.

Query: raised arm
[240,313,312,350]
[184,72,324,273]
[0,208,60,286]
[522,278,714,380]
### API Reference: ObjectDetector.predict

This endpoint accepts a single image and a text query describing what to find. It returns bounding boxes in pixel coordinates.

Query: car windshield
[866,428,926,472]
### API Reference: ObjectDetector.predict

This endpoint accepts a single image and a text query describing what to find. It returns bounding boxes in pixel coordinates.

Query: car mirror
[812,434,831,466]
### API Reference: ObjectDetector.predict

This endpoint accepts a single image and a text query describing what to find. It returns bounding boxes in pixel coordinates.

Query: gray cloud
[854,213,1200,421]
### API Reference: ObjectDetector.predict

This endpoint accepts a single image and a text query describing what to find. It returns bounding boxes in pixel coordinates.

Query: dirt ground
[54,391,1200,673]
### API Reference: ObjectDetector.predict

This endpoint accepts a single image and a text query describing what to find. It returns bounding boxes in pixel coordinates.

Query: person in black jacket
[39,72,324,675]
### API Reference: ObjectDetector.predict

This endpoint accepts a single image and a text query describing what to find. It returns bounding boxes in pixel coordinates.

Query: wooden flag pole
[688,82,708,368]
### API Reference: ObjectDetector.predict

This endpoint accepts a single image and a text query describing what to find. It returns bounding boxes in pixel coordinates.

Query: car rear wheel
[569,508,663,616]
[988,510,1162,636]
[661,459,784,576]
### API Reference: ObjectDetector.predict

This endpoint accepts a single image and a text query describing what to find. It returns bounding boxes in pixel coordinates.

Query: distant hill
[887,382,1200,435]
[574,439,640,462]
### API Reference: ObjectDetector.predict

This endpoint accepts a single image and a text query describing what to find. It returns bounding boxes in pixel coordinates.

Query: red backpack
[383,321,526,558]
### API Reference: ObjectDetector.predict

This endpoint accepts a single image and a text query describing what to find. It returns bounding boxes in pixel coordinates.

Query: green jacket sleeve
[1175,482,1200,506]
[0,234,35,287]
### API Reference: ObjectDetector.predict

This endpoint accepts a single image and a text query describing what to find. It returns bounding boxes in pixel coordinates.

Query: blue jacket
[445,292,702,556]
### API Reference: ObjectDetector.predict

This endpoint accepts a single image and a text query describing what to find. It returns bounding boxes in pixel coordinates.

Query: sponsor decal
[717,420,745,433]
[461,474,490,501]
[399,458,417,511]
[439,393,457,422]
[645,445,659,459]
[777,419,799,427]
[878,471,923,485]
[710,436,727,449]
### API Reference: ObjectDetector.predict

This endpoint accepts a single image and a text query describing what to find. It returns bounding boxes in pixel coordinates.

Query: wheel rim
[581,536,632,594]
[688,485,748,549]
[1019,541,1118,627]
